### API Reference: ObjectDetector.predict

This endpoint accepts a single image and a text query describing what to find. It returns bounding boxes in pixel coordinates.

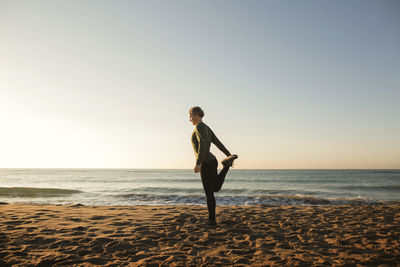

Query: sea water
[0,169,399,206]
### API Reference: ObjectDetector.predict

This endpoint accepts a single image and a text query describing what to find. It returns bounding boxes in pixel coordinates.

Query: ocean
[0,169,399,206]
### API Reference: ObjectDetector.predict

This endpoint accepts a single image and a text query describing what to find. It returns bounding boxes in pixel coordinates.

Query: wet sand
[0,203,399,266]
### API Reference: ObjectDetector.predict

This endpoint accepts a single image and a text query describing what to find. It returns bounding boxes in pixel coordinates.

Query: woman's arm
[195,125,207,166]
[211,129,231,157]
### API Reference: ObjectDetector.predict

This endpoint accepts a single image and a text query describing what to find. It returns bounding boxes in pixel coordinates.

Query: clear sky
[0,0,399,169]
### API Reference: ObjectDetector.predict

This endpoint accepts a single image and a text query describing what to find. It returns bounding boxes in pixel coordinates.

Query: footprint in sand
[104,241,131,253]
[4,220,25,225]
[66,217,82,222]
[110,221,131,226]
[89,215,110,220]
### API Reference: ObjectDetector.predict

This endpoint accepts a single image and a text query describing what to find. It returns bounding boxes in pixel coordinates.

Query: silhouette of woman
[189,106,238,226]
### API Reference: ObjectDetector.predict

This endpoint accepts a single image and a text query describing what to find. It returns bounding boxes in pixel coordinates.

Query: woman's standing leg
[200,159,219,221]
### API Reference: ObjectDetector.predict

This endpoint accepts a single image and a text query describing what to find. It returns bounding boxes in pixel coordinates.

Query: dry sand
[0,203,399,266]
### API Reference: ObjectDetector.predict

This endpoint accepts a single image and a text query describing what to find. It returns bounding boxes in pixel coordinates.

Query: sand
[0,203,399,266]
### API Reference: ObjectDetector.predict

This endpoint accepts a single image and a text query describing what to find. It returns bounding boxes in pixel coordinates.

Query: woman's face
[189,113,200,125]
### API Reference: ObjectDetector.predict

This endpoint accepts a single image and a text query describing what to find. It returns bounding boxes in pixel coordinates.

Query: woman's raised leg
[214,164,230,192]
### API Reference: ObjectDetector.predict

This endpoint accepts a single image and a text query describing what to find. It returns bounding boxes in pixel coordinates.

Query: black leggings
[200,158,230,220]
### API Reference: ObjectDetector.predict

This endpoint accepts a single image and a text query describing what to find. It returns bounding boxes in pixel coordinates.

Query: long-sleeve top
[191,122,231,165]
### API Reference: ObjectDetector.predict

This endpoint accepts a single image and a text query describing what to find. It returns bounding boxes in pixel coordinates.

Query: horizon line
[0,167,399,170]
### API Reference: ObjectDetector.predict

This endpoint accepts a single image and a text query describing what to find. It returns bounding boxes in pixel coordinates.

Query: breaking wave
[118,193,399,206]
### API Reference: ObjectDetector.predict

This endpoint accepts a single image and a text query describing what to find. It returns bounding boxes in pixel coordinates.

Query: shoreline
[1,203,399,266]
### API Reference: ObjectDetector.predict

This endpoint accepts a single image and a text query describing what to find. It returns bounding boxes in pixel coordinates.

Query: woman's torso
[191,122,216,164]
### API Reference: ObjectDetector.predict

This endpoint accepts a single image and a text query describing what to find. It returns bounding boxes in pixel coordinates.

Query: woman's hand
[194,164,201,173]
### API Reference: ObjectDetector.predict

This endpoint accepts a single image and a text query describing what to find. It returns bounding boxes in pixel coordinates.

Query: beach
[1,203,399,266]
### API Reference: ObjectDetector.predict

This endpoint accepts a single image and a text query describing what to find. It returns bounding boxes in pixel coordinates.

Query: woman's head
[189,106,204,125]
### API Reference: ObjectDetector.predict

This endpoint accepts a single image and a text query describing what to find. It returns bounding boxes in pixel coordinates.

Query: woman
[189,106,238,226]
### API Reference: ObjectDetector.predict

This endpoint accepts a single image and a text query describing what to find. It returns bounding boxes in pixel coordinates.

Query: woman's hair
[189,106,204,117]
